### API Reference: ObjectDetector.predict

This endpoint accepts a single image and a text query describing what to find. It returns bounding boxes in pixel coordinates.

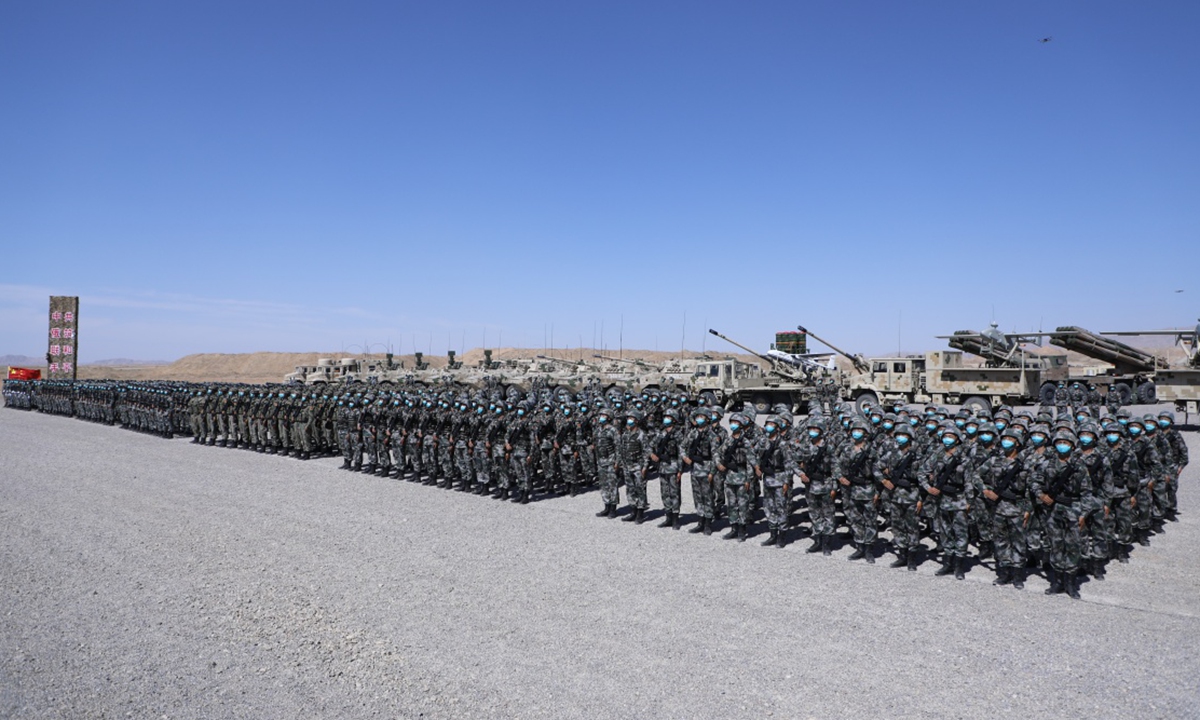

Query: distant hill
[1,355,43,367]
[82,358,171,366]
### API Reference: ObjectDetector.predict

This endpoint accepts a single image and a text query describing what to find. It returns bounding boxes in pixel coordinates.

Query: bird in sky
[1039,37,1053,43]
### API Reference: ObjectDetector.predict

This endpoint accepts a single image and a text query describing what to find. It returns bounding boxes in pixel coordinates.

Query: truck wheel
[1112,382,1134,406]
[1039,383,1057,406]
[1137,382,1157,404]
[963,396,991,415]
[854,392,878,415]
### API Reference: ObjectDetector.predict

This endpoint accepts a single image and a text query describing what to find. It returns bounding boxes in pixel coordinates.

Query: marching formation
[3,376,1188,599]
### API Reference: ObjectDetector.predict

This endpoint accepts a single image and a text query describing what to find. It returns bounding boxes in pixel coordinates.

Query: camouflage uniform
[1031,432,1093,598]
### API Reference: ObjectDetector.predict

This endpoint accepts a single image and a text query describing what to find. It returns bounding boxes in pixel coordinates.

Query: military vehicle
[1103,322,1200,421]
[1048,326,1164,405]
[805,326,1067,414]
[695,329,832,412]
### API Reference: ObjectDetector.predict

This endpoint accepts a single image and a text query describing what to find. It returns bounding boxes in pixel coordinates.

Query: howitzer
[707,329,807,381]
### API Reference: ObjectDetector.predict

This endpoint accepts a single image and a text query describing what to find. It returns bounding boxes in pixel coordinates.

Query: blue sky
[2,1,1196,361]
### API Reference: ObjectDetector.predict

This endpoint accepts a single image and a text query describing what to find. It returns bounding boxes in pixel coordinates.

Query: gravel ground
[2,408,1198,719]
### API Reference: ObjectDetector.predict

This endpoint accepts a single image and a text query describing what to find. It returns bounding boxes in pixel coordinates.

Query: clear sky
[2,1,1197,361]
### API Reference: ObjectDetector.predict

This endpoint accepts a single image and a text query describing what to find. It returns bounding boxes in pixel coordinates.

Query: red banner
[7,367,42,380]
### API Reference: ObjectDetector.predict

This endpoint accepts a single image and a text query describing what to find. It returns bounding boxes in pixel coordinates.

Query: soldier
[650,409,684,529]
[505,403,535,504]
[878,421,921,570]
[1102,421,1139,563]
[1031,430,1093,599]
[798,416,837,555]
[979,427,1031,588]
[682,409,717,535]
[619,410,651,523]
[717,412,752,541]
[752,414,795,547]
[593,407,621,517]
[837,418,879,563]
[1125,417,1162,546]
[1077,422,1115,580]
[919,424,974,580]
[1155,410,1188,521]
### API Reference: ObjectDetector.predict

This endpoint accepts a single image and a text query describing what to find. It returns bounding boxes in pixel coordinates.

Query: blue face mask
[1159,420,1171,428]
[1031,434,1047,446]
[870,416,882,425]
[765,425,777,434]
[942,436,957,447]
[563,409,570,416]
[954,419,965,428]
[663,418,673,426]
[1128,425,1141,436]
[729,423,741,432]
[896,435,910,445]
[1076,416,1086,423]
[1118,418,1129,425]
[626,419,636,427]
[882,422,894,431]
[598,416,607,424]
[1055,442,1072,455]
[517,409,525,417]
[909,418,919,426]
[995,421,1007,431]
[965,425,978,436]
[925,422,938,431]
[1106,433,1120,444]
[1000,438,1016,450]
[1080,435,1096,447]
[696,417,706,426]
[979,433,994,443]
[808,429,821,439]
[851,429,865,440]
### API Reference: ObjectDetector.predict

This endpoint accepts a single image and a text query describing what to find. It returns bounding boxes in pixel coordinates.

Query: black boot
[737,525,748,542]
[848,542,866,561]
[978,541,993,559]
[689,517,706,534]
[954,556,966,580]
[1044,569,1062,595]
[1066,572,1081,600]
[1092,559,1107,581]
[890,550,908,569]
[864,542,875,564]
[341,460,351,469]
[775,529,787,548]
[821,535,832,556]
[993,567,1011,586]
[1011,568,1025,590]
[658,512,674,528]
[806,535,823,554]
[907,551,918,571]
[702,518,713,536]
[596,505,610,518]
[935,556,955,576]
[762,530,779,547]
[672,513,681,530]
[606,504,618,518]
[635,508,646,525]
[622,507,638,522]
[723,524,739,540]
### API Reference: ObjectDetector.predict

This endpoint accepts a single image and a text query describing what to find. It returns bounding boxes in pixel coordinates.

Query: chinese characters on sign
[47,296,80,380]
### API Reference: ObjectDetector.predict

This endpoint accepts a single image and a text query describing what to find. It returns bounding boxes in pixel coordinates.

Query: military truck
[692,330,832,412]
[1103,322,1200,422]
[805,327,1068,414]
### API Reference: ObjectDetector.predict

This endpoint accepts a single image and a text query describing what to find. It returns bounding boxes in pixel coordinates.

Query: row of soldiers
[3,379,193,437]
[4,377,1188,598]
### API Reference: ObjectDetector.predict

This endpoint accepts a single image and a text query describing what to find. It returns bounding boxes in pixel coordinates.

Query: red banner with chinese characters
[7,367,41,380]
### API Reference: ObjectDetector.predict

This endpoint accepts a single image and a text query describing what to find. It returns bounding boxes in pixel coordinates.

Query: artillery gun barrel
[947,330,1019,367]
[1049,326,1164,374]
[796,326,870,374]
[536,354,600,371]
